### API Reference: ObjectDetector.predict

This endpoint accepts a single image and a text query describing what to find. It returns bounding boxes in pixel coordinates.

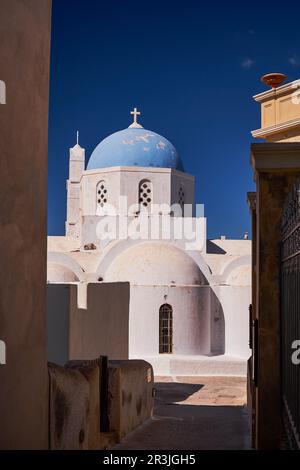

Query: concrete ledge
[133,355,248,377]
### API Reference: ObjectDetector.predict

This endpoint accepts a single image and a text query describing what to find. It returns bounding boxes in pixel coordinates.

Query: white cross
[130,107,141,124]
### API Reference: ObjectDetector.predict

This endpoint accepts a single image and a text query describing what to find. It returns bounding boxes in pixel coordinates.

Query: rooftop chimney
[260,73,287,89]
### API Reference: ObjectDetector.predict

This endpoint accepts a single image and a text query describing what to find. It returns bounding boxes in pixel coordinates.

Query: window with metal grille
[96,180,108,209]
[159,304,173,354]
[139,179,152,211]
[178,184,185,216]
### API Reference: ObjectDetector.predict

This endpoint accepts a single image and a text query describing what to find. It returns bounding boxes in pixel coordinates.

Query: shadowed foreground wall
[249,143,300,449]
[0,0,52,449]
[69,283,130,361]
[47,283,130,365]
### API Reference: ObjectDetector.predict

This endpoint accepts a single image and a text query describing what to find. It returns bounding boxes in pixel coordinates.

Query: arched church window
[139,179,152,211]
[96,180,108,209]
[178,184,185,216]
[159,304,173,354]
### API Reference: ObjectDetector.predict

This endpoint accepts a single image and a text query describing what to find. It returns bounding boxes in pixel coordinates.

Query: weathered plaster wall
[49,359,154,449]
[0,0,51,449]
[48,363,91,450]
[108,360,154,440]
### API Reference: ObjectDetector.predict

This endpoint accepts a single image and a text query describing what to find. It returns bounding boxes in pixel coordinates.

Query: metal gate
[281,177,300,449]
[159,303,173,354]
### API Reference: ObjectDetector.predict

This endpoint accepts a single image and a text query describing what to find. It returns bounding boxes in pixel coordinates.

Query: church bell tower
[66,131,85,238]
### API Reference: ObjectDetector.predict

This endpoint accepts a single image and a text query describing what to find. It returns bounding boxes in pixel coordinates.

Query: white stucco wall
[81,166,194,217]
[47,235,251,364]
[103,242,208,285]
[81,215,207,253]
[47,252,84,282]
[129,285,211,357]
[212,285,251,358]
[47,264,79,282]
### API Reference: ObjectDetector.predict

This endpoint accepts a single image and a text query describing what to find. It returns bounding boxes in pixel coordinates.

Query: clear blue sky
[48,0,300,239]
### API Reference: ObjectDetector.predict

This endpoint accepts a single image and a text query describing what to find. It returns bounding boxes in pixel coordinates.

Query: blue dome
[87,127,183,171]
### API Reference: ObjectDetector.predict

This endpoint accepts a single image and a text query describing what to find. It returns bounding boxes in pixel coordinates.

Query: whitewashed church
[47,109,251,375]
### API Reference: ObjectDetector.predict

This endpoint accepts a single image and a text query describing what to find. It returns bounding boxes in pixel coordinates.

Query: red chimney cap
[260,73,288,89]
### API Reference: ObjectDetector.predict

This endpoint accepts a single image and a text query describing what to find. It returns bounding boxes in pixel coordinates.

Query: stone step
[130,354,247,377]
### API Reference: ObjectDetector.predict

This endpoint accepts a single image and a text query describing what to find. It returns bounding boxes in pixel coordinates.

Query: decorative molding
[253,79,300,103]
[252,118,300,139]
[250,143,300,171]
[84,166,194,180]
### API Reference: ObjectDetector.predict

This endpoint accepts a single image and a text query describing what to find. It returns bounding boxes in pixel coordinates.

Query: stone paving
[112,376,250,450]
